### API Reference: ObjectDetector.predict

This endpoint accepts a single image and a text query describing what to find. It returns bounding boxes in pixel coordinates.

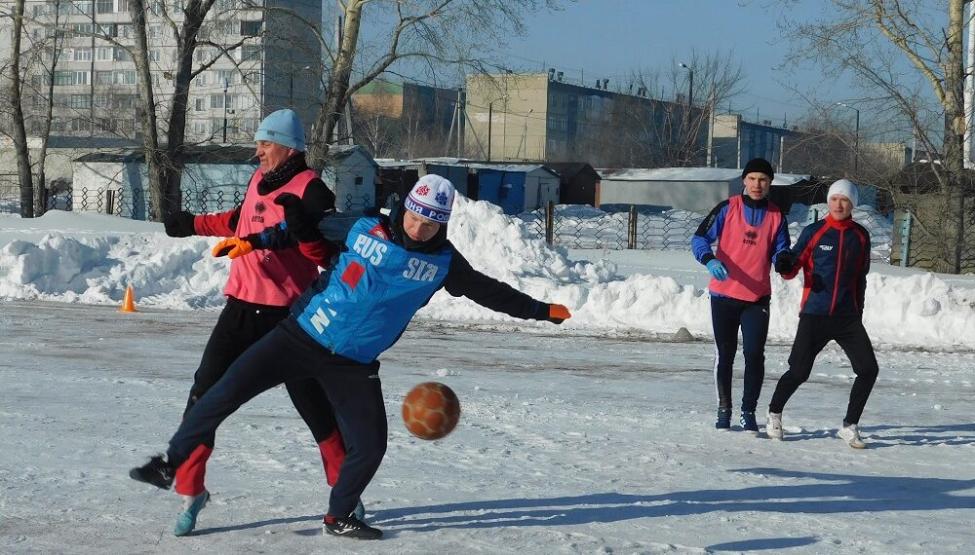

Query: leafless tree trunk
[6,0,35,217]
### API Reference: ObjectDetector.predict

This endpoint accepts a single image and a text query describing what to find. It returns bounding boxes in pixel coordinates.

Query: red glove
[211,237,254,259]
[547,304,572,324]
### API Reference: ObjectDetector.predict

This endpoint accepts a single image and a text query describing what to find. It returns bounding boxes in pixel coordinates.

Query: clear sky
[495,0,860,129]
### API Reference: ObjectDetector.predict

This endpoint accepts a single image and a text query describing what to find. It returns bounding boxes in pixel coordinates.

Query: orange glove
[547,304,572,324]
[211,237,254,259]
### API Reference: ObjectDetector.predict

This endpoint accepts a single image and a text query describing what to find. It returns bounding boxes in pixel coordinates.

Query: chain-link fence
[517,202,894,263]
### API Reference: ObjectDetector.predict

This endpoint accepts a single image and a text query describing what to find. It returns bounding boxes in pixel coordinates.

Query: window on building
[74,48,92,61]
[71,118,92,132]
[71,22,94,37]
[192,121,208,135]
[194,98,205,111]
[113,47,131,62]
[216,69,236,85]
[117,0,130,13]
[240,20,261,36]
[210,94,224,109]
[73,1,94,15]
[69,94,91,109]
[95,71,113,85]
[148,24,162,39]
[240,45,261,62]
[74,71,90,85]
[149,49,161,62]
[54,71,75,86]
[96,0,113,14]
[96,47,113,61]
[113,70,136,85]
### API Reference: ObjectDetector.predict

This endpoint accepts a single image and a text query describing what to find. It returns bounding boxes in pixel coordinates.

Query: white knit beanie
[827,179,859,208]
[404,174,455,223]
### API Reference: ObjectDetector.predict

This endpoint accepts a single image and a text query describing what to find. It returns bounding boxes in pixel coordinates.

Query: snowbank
[0,200,971,350]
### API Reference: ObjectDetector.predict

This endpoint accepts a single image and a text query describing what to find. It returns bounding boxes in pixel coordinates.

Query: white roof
[596,167,811,186]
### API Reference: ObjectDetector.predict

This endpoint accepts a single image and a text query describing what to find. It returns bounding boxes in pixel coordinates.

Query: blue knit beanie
[254,109,306,151]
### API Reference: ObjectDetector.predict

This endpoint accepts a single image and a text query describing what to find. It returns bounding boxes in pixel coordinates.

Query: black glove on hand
[274,193,323,242]
[774,251,795,274]
[163,211,196,237]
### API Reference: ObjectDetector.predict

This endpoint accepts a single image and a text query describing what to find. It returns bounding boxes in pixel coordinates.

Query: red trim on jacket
[193,209,237,236]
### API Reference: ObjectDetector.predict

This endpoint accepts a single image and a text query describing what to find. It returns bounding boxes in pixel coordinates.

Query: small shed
[323,145,379,212]
[375,159,421,210]
[415,158,471,198]
[467,163,560,215]
[547,162,601,206]
[71,146,257,219]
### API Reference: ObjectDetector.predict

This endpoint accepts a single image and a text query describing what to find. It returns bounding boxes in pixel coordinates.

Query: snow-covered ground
[0,202,973,553]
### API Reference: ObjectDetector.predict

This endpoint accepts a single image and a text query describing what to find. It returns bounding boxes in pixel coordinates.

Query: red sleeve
[193,208,239,237]
[297,240,339,268]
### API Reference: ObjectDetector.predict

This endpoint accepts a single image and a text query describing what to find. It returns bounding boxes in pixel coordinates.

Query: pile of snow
[0,200,971,350]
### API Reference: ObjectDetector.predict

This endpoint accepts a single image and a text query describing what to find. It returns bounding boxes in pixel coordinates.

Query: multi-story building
[9,0,321,144]
[711,114,796,170]
[351,80,463,158]
[464,72,706,166]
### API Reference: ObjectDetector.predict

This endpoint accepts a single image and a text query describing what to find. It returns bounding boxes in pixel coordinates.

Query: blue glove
[706,259,728,281]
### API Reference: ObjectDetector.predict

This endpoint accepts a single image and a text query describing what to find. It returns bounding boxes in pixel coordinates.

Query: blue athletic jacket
[782,215,871,316]
[280,209,550,363]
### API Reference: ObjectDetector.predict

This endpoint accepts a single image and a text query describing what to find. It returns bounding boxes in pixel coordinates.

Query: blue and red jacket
[783,215,871,316]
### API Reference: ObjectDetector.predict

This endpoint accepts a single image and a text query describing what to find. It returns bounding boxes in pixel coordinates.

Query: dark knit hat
[741,158,774,180]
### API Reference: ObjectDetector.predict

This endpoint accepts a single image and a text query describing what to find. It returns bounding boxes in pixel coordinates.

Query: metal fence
[516,202,894,263]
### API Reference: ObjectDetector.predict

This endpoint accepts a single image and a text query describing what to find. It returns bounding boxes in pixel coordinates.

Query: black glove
[163,211,196,237]
[274,193,323,242]
[774,251,795,274]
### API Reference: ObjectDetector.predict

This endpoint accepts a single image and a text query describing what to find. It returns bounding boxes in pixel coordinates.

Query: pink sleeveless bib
[223,168,321,306]
[709,195,782,301]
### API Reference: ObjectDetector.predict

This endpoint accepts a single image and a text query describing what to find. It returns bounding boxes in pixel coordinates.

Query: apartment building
[464,72,706,166]
[10,0,321,144]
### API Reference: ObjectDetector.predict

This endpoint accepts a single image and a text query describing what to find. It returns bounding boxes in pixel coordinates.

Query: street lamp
[835,101,860,173]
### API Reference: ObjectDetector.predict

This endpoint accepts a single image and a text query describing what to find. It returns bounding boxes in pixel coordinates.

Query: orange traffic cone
[119,284,137,313]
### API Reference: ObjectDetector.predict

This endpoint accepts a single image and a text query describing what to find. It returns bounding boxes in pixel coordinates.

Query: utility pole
[487,102,493,161]
[222,78,228,143]
[456,88,464,157]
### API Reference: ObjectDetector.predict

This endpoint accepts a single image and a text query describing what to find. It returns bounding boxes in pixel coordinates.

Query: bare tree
[784,0,970,272]
[574,51,743,168]
[126,0,256,220]
[4,0,35,217]
[306,0,559,168]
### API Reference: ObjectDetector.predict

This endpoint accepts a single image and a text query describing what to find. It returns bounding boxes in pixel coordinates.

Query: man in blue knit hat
[143,109,358,536]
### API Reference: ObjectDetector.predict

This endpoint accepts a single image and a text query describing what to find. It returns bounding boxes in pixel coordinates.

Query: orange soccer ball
[401,382,461,440]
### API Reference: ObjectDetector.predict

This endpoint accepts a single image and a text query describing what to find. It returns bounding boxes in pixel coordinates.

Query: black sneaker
[740,411,759,433]
[323,514,383,540]
[130,455,175,490]
[715,408,732,430]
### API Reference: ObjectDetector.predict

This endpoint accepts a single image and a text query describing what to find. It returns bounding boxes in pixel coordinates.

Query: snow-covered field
[1,202,973,553]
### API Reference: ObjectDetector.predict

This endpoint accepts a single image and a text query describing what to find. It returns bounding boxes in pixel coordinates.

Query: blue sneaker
[740,411,759,433]
[715,408,732,430]
[174,490,209,536]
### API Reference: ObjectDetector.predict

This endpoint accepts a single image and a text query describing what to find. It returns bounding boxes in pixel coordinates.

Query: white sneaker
[838,423,866,449]
[766,411,784,440]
